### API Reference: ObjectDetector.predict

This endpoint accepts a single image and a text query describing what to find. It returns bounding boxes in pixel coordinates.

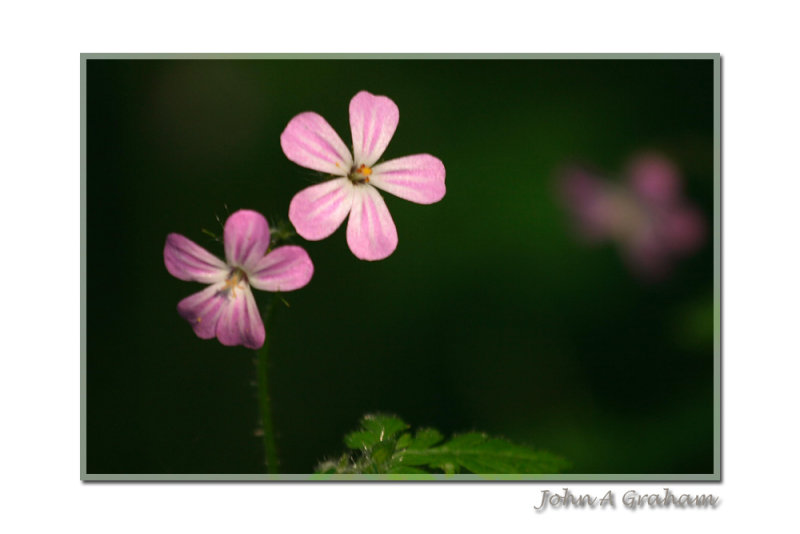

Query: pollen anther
[222,268,246,298]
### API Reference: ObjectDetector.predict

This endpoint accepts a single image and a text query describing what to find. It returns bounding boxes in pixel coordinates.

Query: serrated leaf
[360,414,408,441]
[343,414,408,450]
[371,440,395,467]
[397,432,569,474]
[344,431,378,450]
[396,433,412,449]
[408,428,444,449]
[316,414,568,475]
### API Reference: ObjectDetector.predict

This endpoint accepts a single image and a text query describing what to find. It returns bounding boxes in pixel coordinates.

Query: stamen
[348,163,374,184]
[221,268,247,298]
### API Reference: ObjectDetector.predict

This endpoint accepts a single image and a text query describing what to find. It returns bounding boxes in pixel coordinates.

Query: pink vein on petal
[289,178,354,241]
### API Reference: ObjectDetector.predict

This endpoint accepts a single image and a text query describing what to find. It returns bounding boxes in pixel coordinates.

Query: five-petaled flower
[281,90,446,261]
[164,209,314,349]
[560,153,705,280]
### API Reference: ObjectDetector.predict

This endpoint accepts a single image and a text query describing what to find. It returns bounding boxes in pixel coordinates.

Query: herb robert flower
[281,91,446,261]
[164,209,313,348]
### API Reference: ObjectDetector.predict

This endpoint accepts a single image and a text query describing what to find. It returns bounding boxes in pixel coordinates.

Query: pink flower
[560,153,705,280]
[281,91,446,261]
[164,209,314,349]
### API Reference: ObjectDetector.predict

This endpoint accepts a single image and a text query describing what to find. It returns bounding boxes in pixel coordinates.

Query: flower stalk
[256,295,280,474]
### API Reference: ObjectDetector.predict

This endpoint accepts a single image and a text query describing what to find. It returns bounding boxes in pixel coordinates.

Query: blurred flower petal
[628,153,681,206]
[559,153,706,281]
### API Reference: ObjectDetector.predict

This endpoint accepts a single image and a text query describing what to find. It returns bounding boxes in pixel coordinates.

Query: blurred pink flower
[281,91,446,261]
[560,153,705,279]
[164,209,314,349]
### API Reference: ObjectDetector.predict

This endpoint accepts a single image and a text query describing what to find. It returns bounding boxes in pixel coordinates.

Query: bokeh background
[86,59,715,475]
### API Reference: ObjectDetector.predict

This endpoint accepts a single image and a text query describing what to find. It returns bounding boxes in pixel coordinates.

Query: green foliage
[315,414,569,476]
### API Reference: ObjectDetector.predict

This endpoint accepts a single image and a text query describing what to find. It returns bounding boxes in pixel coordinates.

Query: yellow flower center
[348,163,372,184]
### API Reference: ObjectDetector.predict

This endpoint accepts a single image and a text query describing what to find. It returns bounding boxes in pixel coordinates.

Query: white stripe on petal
[370,154,446,204]
[249,245,314,292]
[349,91,399,167]
[215,285,265,349]
[281,112,353,175]
[289,177,355,241]
[164,233,228,284]
[224,210,271,272]
[177,281,229,339]
[346,184,398,261]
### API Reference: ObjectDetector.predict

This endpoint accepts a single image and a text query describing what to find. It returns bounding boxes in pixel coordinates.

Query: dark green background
[86,59,714,475]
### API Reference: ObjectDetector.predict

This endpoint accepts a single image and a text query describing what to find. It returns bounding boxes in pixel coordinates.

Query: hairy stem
[256,296,279,474]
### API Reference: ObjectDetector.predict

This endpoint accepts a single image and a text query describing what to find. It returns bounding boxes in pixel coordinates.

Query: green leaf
[344,431,379,450]
[315,414,568,475]
[396,432,569,474]
[371,440,395,468]
[359,414,409,442]
[395,432,412,449]
[407,428,444,450]
[343,414,409,449]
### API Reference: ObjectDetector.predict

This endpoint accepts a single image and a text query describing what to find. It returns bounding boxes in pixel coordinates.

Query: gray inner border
[81,53,721,482]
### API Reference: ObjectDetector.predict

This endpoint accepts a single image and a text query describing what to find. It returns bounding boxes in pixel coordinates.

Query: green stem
[256,297,279,474]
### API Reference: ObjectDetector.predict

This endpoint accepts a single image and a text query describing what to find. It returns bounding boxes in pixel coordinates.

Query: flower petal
[370,154,446,204]
[249,245,314,292]
[215,285,265,349]
[346,185,398,261]
[224,209,271,272]
[281,111,353,175]
[349,91,399,167]
[177,282,229,340]
[662,205,705,253]
[628,153,681,206]
[164,233,228,284]
[289,177,354,241]
[559,167,617,242]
